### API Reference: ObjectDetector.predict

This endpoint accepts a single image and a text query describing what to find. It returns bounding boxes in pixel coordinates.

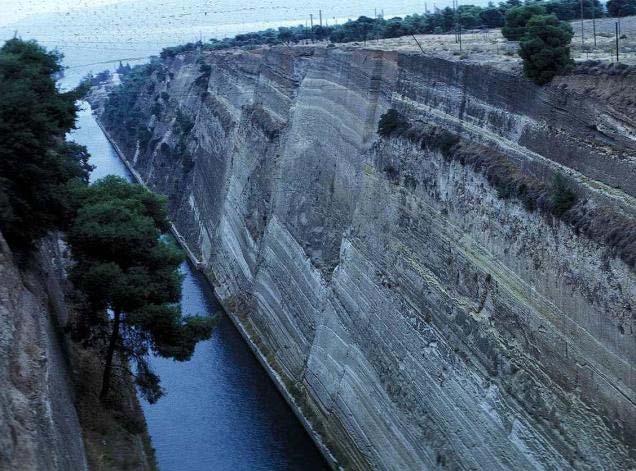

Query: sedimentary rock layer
[97,46,635,469]
[0,234,88,471]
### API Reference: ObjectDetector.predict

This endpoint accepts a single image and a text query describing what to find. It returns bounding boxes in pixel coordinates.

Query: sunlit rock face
[96,46,635,470]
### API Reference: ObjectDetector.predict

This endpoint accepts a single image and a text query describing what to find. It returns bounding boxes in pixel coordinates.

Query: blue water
[70,104,328,471]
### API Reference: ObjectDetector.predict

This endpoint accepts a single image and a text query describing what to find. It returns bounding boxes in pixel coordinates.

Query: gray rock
[98,46,635,470]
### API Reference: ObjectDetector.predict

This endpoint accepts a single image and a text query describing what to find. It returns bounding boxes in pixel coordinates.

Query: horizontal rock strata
[97,46,635,470]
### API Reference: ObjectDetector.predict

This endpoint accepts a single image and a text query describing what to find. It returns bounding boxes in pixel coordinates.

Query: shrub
[502,4,546,41]
[378,109,411,137]
[175,110,194,135]
[549,174,577,216]
[518,14,574,84]
[137,127,153,149]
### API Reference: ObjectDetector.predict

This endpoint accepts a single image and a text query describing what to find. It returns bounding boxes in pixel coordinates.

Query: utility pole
[592,2,596,47]
[319,10,323,27]
[310,13,314,29]
[580,0,585,47]
[615,21,620,62]
[453,0,458,43]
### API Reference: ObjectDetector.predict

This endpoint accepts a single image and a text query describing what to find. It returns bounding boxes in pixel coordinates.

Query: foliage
[0,39,92,249]
[545,0,604,21]
[480,7,506,28]
[550,174,577,216]
[518,14,574,84]
[102,61,166,150]
[378,109,411,137]
[502,4,547,40]
[606,0,636,16]
[153,0,606,57]
[67,176,215,402]
[81,69,113,88]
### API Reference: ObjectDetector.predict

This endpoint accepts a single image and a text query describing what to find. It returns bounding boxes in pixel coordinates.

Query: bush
[502,4,546,41]
[550,174,577,216]
[378,109,411,137]
[519,14,574,84]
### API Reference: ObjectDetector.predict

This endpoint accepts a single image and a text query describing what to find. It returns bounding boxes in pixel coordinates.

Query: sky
[0,0,122,27]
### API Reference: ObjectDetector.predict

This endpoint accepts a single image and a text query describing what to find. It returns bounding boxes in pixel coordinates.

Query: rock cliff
[0,233,88,471]
[96,46,635,470]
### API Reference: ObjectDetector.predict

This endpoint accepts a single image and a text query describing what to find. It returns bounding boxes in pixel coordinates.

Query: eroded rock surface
[96,46,635,470]
[0,234,88,471]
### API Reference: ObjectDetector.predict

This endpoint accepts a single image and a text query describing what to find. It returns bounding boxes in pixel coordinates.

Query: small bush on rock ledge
[375,109,635,270]
[378,109,411,137]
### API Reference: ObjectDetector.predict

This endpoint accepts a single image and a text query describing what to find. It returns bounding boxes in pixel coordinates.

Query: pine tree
[68,176,214,402]
[501,4,546,40]
[0,39,91,248]
[518,14,574,85]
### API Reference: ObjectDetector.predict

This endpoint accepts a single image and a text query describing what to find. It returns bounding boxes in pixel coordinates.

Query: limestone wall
[98,46,635,469]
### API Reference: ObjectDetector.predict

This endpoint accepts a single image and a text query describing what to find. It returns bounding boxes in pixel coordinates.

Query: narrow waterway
[71,102,328,471]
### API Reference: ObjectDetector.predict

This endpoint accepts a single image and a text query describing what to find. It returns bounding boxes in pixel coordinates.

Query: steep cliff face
[97,46,635,469]
[0,234,88,471]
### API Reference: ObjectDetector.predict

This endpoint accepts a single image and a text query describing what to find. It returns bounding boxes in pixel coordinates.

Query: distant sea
[0,0,488,88]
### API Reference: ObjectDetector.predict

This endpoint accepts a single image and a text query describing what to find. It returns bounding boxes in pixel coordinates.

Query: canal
[70,102,327,471]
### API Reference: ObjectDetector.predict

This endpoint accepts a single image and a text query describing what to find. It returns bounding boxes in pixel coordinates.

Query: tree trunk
[100,310,121,401]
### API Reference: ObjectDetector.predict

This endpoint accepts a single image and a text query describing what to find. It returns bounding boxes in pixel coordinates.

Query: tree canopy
[518,14,574,84]
[0,38,214,405]
[68,176,215,402]
[606,0,636,17]
[155,0,607,58]
[502,4,547,40]
[0,38,91,248]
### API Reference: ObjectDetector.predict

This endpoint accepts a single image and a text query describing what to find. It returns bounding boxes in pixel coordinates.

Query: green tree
[68,176,214,402]
[502,4,546,40]
[0,39,91,248]
[606,0,636,16]
[518,14,574,84]
[480,7,506,28]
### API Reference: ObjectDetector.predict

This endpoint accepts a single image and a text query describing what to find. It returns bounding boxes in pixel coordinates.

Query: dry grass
[334,15,636,70]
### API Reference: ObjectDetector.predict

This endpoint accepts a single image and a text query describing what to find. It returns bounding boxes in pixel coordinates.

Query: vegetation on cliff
[68,176,214,403]
[100,60,165,151]
[0,39,214,457]
[0,39,91,248]
[377,109,636,269]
